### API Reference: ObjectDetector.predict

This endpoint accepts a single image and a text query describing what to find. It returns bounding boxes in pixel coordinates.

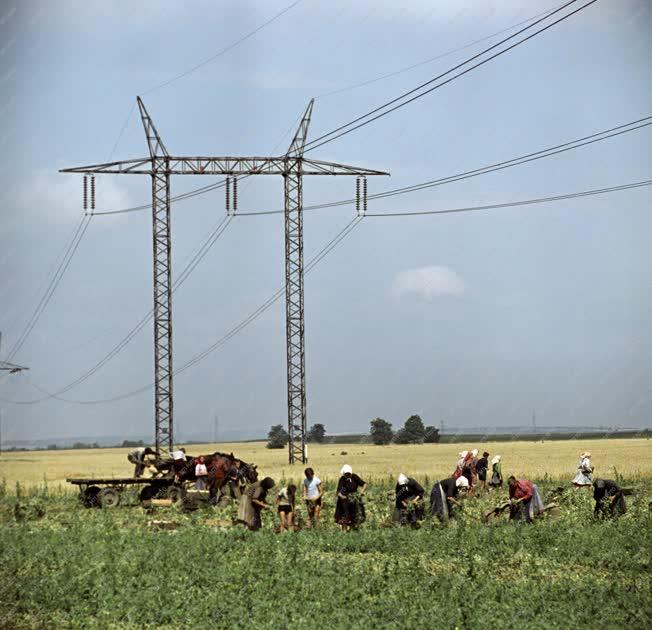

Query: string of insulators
[356,177,361,215]
[90,176,96,211]
[225,176,231,214]
[233,176,238,212]
[82,176,88,211]
[363,177,368,215]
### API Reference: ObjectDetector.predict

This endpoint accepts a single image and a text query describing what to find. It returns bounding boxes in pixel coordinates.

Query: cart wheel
[83,486,102,508]
[99,487,121,508]
[166,486,181,503]
[139,485,158,502]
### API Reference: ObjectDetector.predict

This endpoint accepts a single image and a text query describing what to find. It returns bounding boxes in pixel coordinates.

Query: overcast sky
[0,0,650,444]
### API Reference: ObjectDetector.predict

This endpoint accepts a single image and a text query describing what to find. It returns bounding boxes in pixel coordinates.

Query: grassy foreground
[1,437,651,488]
[1,478,651,628]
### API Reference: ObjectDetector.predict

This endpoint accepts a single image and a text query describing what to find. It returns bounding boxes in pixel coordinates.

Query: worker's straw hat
[397,473,408,485]
[340,464,353,476]
[471,449,478,457]
[581,452,591,458]
[491,455,501,464]
[459,450,468,458]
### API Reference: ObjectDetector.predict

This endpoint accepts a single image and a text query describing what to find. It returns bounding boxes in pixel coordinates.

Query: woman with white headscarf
[572,452,593,487]
[335,465,366,531]
[430,476,468,523]
[393,473,425,525]
[489,455,503,489]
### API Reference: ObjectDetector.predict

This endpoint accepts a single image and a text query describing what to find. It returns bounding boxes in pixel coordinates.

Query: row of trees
[267,416,439,448]
[266,423,326,449]
[370,415,440,445]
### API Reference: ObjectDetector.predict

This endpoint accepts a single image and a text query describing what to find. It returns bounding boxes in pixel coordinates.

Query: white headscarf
[340,464,353,476]
[471,449,478,457]
[491,455,501,465]
[456,476,469,488]
[460,450,468,459]
[397,473,408,485]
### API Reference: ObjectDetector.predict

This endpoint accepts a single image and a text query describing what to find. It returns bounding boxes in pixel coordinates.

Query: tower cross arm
[59,157,155,175]
[300,159,389,176]
[60,156,389,177]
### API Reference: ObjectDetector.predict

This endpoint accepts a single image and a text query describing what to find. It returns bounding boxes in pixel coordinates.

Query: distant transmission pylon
[61,97,389,464]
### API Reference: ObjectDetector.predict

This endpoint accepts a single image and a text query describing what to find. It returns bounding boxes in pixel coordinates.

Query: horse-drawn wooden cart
[66,477,181,508]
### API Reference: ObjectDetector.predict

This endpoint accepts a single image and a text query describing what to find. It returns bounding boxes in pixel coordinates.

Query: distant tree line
[265,418,440,449]
[266,423,327,449]
[370,415,440,445]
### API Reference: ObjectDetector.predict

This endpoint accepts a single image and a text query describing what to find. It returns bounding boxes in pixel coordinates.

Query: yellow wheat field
[0,438,649,489]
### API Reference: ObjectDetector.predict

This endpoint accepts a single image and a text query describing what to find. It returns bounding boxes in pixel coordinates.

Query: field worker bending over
[593,478,626,518]
[237,477,275,531]
[508,476,544,523]
[572,452,593,487]
[276,484,297,532]
[394,473,425,525]
[303,467,323,528]
[335,465,366,531]
[430,476,468,523]
[127,446,155,478]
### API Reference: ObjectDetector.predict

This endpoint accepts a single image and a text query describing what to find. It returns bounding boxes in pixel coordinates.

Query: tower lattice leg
[151,158,174,459]
[284,168,307,464]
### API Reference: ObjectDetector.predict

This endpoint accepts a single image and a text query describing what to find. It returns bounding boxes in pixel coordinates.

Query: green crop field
[1,477,650,628]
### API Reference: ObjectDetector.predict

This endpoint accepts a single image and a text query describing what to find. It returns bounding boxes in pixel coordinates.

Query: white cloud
[391,265,465,300]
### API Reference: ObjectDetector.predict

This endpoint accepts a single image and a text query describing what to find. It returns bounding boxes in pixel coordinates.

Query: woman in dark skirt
[393,473,425,526]
[430,476,468,523]
[335,465,366,531]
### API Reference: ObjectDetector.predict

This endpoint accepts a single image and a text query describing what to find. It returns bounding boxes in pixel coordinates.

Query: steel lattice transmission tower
[61,98,388,464]
[284,101,312,465]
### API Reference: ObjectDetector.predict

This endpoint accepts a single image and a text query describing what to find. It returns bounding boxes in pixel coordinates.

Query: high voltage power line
[301,0,597,153]
[91,115,651,219]
[3,174,648,407]
[89,0,596,219]
[1,1,304,366]
[2,214,92,363]
[364,180,652,217]
[4,113,648,402]
[141,0,305,95]
[228,117,652,217]
[4,216,364,405]
[2,0,633,419]
[315,1,572,99]
[9,107,310,401]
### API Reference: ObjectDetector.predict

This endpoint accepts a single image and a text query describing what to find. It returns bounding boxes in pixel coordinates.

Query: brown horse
[172,452,258,503]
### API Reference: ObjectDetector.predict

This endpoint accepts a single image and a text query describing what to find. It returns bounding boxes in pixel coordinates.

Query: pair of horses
[159,451,258,503]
